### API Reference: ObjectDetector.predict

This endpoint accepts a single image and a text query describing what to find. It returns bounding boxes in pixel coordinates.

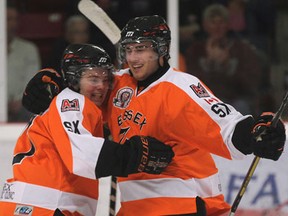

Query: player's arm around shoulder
[44,88,105,179]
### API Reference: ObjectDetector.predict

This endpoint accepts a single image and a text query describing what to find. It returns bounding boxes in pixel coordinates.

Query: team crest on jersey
[113,87,133,108]
[61,99,80,112]
[190,82,210,98]
[14,205,33,215]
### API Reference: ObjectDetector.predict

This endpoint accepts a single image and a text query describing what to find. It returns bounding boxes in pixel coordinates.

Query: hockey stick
[78,0,121,45]
[78,1,121,215]
[229,91,288,216]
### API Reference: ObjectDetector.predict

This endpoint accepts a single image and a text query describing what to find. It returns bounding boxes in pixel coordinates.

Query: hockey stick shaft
[77,2,121,215]
[229,91,288,216]
[78,0,121,45]
[109,176,117,216]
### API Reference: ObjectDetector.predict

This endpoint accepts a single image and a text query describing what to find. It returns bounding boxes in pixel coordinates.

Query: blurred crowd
[6,0,288,122]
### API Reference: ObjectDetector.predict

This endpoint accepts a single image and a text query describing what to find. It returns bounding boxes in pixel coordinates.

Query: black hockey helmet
[61,43,114,91]
[118,15,171,63]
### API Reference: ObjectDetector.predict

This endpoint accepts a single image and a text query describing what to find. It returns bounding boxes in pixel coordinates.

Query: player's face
[124,41,159,81]
[79,67,110,106]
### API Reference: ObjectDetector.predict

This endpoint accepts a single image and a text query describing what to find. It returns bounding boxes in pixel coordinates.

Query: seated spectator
[185,3,271,116]
[46,14,91,72]
[7,1,41,122]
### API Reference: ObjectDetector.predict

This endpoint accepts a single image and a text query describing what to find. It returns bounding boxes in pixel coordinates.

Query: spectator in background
[46,14,91,72]
[66,0,123,64]
[88,0,120,64]
[7,1,41,122]
[185,3,272,116]
[227,0,246,36]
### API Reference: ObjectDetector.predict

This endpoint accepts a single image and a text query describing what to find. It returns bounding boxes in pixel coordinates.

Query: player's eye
[88,76,100,83]
[135,45,149,51]
[125,44,153,53]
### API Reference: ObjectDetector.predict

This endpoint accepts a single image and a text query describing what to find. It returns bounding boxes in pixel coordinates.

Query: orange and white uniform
[105,66,250,216]
[0,88,105,216]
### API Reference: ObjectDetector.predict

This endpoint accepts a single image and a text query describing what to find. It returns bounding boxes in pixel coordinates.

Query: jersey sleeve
[48,88,105,179]
[163,71,250,160]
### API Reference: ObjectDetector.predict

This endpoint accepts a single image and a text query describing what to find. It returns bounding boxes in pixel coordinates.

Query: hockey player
[0,44,174,216]
[21,16,285,216]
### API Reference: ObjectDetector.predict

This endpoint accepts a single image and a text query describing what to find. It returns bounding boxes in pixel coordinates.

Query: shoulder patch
[61,99,80,112]
[190,82,210,98]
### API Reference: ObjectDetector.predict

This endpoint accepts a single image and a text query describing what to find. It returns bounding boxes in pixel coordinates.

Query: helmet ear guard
[158,43,169,59]
[66,71,80,91]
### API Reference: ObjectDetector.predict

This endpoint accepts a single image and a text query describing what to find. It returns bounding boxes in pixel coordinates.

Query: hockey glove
[251,112,286,161]
[95,136,174,178]
[22,68,65,114]
[127,136,174,174]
